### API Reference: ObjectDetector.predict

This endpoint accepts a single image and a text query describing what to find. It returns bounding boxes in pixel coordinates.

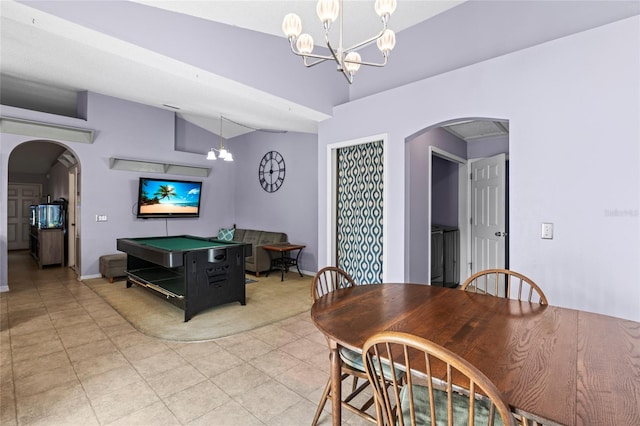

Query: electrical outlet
[541,223,553,239]
[96,215,108,222]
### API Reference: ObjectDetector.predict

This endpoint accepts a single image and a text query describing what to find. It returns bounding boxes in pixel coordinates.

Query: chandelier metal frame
[282,0,397,83]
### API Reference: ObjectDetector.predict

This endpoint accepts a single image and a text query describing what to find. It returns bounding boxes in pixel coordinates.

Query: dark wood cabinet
[30,227,64,268]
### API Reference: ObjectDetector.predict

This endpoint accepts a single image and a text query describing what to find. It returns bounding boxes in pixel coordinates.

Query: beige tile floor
[1,251,375,425]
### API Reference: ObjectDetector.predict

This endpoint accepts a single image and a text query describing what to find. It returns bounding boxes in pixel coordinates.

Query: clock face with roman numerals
[258,150,286,193]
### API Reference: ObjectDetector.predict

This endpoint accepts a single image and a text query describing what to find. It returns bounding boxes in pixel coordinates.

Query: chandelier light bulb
[282,0,397,84]
[218,148,229,159]
[296,34,315,55]
[206,149,216,160]
[316,0,339,25]
[224,152,234,162]
[344,51,362,74]
[282,13,302,39]
[377,29,396,54]
[374,0,397,18]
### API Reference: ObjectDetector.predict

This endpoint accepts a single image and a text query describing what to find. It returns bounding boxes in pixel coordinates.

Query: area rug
[84,273,312,342]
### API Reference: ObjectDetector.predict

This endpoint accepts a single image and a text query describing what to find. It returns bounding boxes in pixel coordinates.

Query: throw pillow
[218,228,235,241]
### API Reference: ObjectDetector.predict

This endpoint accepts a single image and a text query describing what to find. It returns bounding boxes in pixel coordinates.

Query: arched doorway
[405,118,509,285]
[7,140,80,274]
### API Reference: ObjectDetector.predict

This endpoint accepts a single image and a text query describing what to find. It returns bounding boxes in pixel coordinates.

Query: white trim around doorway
[428,146,469,285]
[326,133,390,282]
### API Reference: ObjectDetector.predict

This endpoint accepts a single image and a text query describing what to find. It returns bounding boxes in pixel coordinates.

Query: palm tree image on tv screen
[137,177,203,218]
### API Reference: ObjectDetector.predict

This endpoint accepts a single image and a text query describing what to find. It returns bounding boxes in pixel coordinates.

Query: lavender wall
[231,130,319,274]
[319,16,640,321]
[174,116,219,155]
[350,0,640,101]
[405,127,466,283]
[1,93,237,283]
[468,135,509,159]
[46,161,69,200]
[175,116,320,272]
[1,4,638,322]
[0,96,318,288]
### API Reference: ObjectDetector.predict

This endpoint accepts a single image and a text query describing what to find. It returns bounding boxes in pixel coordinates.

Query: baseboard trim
[80,274,102,281]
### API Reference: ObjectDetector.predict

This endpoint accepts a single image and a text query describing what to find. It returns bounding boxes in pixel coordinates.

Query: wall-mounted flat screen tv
[137,177,203,219]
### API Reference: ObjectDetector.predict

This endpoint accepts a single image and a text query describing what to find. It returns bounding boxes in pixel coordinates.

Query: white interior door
[7,183,41,250]
[470,154,506,276]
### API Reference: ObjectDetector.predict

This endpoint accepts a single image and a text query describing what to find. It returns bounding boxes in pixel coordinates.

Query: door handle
[494,232,507,237]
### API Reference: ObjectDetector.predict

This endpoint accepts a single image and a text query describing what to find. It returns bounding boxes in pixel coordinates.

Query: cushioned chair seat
[339,346,363,369]
[340,346,403,381]
[400,384,503,426]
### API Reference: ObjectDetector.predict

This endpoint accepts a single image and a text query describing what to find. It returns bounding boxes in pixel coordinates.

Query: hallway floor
[0,251,371,425]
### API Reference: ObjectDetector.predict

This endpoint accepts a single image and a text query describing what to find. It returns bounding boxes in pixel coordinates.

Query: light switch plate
[541,223,553,239]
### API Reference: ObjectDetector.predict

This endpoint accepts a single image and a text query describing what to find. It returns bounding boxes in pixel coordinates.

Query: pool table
[116,235,251,321]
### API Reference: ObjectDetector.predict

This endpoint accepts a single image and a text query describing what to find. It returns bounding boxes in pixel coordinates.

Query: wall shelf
[109,157,211,177]
[0,116,95,144]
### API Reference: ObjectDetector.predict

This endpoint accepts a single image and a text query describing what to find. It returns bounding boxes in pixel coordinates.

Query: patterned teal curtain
[336,141,384,284]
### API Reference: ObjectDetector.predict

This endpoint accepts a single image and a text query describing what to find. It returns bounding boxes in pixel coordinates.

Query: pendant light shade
[204,115,233,161]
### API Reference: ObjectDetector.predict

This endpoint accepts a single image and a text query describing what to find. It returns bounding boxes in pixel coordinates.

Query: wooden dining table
[310,283,640,426]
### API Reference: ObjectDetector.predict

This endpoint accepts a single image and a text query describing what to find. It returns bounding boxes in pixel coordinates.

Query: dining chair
[311,266,377,424]
[461,269,548,305]
[311,265,357,301]
[363,331,517,426]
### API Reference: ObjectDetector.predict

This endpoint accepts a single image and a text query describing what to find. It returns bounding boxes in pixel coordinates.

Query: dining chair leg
[311,378,331,426]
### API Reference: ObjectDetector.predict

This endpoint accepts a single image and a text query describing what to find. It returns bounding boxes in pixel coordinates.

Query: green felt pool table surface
[128,236,234,252]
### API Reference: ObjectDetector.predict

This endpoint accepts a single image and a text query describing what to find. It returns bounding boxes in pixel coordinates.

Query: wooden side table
[262,243,305,281]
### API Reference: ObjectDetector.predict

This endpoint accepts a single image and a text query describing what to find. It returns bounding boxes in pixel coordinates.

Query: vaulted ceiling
[2,1,638,174]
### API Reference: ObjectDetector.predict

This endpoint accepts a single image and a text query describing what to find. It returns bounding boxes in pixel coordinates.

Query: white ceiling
[131,0,464,49]
[442,120,509,142]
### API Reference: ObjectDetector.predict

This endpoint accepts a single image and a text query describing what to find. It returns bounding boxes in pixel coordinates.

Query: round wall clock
[258,150,286,193]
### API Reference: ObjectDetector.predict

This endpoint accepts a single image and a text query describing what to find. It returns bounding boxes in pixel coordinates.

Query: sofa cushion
[242,230,262,245]
[232,228,245,242]
[257,231,287,245]
[230,228,289,274]
[242,230,263,263]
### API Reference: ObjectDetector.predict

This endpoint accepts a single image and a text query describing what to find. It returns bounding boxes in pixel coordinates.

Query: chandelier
[206,115,233,161]
[282,0,397,83]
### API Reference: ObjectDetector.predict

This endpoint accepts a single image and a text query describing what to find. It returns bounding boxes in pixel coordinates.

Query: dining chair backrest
[363,331,516,426]
[461,269,548,305]
[312,266,356,302]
